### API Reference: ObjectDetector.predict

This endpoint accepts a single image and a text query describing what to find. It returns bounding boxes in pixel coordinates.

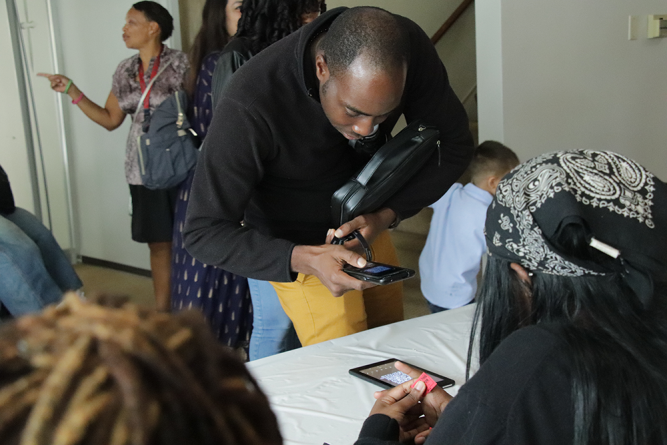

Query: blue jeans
[248,278,301,361]
[0,208,82,316]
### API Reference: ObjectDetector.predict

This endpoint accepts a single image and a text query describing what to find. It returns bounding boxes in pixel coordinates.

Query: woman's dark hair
[469,223,667,445]
[133,1,174,42]
[187,0,237,95]
[236,0,326,54]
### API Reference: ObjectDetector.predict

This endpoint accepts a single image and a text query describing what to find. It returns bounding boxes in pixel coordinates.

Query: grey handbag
[331,120,440,226]
[136,90,199,190]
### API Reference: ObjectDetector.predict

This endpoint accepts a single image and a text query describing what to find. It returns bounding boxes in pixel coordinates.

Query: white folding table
[247,304,476,445]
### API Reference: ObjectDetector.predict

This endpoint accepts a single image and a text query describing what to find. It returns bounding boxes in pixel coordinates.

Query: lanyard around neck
[138,48,162,110]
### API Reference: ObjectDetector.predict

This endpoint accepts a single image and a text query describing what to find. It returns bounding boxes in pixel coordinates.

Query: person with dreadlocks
[355,150,667,445]
[0,293,282,445]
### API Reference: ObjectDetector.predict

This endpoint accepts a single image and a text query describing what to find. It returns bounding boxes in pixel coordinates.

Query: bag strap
[133,58,174,120]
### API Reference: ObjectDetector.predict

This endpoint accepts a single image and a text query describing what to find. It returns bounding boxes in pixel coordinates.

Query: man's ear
[315,53,330,84]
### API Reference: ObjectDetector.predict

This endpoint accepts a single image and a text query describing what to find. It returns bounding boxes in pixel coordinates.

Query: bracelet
[72,92,84,105]
[64,80,73,94]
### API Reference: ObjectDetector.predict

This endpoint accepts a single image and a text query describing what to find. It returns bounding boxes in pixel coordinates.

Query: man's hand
[368,379,430,442]
[374,361,453,428]
[290,244,377,296]
[332,208,397,253]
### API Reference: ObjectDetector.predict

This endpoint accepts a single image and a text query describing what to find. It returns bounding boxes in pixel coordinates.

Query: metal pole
[45,0,78,261]
[5,0,41,219]
[11,0,53,231]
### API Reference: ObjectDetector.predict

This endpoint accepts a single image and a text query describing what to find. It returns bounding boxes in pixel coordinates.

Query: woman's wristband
[72,92,84,105]
[64,80,73,94]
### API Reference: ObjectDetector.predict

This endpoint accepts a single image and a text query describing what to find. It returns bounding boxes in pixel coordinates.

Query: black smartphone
[343,261,415,285]
[349,358,455,389]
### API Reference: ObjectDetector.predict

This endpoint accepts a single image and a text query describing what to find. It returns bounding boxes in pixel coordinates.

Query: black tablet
[349,358,455,389]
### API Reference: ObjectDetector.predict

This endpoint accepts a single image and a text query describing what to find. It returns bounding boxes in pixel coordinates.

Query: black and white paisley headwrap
[485,150,666,304]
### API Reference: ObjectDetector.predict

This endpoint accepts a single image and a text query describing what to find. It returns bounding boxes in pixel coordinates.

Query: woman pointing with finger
[39,1,189,311]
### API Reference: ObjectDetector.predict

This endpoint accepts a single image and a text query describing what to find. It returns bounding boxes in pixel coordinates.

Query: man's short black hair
[133,1,174,42]
[318,7,409,77]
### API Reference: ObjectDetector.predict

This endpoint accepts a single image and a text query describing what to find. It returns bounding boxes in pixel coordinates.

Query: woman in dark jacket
[356,150,667,445]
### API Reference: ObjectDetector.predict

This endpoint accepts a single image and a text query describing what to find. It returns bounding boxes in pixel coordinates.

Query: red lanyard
[138,48,162,110]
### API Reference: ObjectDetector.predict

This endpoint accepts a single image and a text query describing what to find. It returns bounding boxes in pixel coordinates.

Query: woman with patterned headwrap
[355,150,667,445]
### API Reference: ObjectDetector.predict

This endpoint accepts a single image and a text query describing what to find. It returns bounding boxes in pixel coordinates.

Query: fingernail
[327,229,334,237]
[357,257,366,267]
[415,381,425,391]
[335,229,343,238]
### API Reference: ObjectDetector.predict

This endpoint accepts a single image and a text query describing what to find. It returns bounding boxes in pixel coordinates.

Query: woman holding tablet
[356,150,667,445]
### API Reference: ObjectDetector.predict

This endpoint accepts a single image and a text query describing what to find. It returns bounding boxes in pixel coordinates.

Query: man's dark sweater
[184,7,474,282]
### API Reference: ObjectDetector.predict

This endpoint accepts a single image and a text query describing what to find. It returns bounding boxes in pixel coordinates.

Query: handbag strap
[133,58,174,120]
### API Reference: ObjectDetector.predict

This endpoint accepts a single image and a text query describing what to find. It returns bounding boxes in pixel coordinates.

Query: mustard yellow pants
[271,231,404,346]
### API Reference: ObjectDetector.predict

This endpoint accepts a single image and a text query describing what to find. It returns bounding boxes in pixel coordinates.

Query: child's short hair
[469,141,519,183]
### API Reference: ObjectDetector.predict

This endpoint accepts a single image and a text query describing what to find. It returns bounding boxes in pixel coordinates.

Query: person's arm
[37,73,126,131]
[184,97,382,295]
[380,17,474,222]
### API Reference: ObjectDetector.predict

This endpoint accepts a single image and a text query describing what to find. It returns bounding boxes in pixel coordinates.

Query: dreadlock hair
[468,223,667,445]
[0,294,282,445]
[317,7,408,79]
[132,1,174,42]
[186,0,236,95]
[236,0,326,55]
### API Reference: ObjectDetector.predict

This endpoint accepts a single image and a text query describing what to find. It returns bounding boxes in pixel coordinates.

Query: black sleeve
[425,326,573,445]
[0,165,16,214]
[354,414,401,445]
[183,98,296,282]
[383,17,474,221]
[210,46,251,111]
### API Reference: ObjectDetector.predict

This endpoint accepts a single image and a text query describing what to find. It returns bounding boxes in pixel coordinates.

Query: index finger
[334,214,369,239]
[36,72,53,78]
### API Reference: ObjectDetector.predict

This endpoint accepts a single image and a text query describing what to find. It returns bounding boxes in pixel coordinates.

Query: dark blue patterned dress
[171,52,252,350]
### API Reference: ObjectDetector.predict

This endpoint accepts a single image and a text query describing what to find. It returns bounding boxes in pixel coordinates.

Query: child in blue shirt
[419,141,519,312]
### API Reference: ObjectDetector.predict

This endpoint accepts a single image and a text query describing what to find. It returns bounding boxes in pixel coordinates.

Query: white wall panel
[477,0,667,178]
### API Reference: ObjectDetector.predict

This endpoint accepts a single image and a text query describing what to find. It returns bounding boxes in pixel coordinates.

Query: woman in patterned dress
[170,0,249,349]
[39,2,188,312]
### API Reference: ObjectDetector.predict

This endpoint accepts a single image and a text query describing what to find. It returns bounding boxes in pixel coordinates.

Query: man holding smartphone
[184,7,473,346]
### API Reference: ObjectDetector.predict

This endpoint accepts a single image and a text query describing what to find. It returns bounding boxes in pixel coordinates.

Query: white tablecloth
[247,304,477,445]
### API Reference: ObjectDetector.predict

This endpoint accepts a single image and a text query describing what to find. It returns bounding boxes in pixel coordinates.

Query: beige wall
[476,0,667,178]
[177,0,478,113]
[179,0,206,53]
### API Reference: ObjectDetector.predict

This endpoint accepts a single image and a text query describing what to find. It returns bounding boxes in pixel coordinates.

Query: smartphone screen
[350,358,454,389]
[343,262,415,284]
[356,264,394,275]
